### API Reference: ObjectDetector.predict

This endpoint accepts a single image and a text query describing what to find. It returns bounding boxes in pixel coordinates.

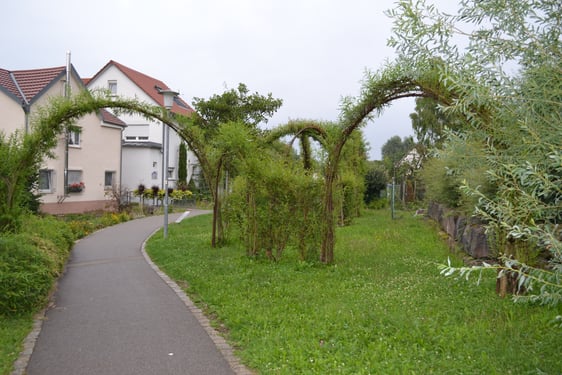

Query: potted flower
[68,181,85,193]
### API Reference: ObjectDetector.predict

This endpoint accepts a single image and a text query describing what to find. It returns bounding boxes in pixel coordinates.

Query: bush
[0,233,68,316]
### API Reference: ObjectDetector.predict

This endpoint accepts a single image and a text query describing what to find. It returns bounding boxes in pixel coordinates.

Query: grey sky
[1,0,453,160]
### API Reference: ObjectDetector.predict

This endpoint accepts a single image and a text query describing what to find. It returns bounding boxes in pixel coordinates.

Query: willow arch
[268,61,456,263]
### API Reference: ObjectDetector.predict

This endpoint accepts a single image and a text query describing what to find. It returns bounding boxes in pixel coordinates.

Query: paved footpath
[23,211,250,375]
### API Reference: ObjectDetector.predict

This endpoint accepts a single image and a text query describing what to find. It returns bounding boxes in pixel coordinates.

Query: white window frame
[38,169,54,193]
[68,170,83,185]
[104,171,116,190]
[68,129,81,147]
[108,80,117,95]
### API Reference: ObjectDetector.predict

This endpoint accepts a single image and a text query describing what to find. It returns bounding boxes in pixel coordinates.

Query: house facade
[0,64,126,214]
[85,60,198,194]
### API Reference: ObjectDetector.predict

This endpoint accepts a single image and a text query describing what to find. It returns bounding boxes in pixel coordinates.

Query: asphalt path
[26,211,245,375]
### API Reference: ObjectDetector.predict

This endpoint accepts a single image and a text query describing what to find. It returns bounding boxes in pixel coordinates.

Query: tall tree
[183,84,283,247]
[177,142,188,189]
[409,97,460,150]
[381,135,414,167]
[364,161,387,205]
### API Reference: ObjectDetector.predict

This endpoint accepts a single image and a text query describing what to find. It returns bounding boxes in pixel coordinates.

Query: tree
[364,161,387,205]
[180,84,283,247]
[387,0,562,304]
[177,142,188,190]
[409,97,459,150]
[381,135,413,165]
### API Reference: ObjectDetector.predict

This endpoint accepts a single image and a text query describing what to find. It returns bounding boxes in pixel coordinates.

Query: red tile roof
[87,60,194,116]
[100,109,127,127]
[11,66,66,103]
[0,68,21,100]
[1,65,125,128]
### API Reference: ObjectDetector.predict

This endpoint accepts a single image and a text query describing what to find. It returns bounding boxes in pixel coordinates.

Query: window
[108,80,117,95]
[38,170,54,192]
[167,167,174,179]
[68,170,84,193]
[68,170,82,184]
[105,171,116,189]
[68,129,81,146]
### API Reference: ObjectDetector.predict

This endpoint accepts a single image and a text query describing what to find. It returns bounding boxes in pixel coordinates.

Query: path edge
[141,230,254,375]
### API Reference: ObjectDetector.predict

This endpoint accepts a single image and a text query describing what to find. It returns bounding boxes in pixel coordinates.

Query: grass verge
[147,210,561,374]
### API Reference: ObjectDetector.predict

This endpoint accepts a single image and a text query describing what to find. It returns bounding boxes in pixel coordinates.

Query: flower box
[68,182,85,193]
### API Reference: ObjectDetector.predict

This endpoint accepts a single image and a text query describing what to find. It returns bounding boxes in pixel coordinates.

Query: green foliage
[381,135,414,167]
[420,132,492,211]
[226,145,323,261]
[177,142,188,189]
[337,130,369,225]
[192,83,283,140]
[0,215,73,316]
[147,211,562,374]
[410,97,465,151]
[388,0,562,305]
[0,131,41,232]
[181,84,283,247]
[0,315,32,375]
[364,161,387,204]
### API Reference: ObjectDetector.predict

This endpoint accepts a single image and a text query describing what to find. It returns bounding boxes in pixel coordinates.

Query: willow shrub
[226,160,323,262]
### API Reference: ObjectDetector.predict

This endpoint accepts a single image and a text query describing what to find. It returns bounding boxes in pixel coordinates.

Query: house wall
[121,146,162,191]
[0,70,124,215]
[87,65,188,190]
[0,91,25,135]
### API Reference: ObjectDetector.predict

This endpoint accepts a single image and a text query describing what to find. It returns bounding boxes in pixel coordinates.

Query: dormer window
[108,80,117,95]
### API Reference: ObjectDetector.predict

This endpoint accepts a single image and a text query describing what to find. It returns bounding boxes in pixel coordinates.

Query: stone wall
[427,202,492,259]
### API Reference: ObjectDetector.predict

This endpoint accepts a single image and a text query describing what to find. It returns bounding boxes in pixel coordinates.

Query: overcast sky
[1,0,454,160]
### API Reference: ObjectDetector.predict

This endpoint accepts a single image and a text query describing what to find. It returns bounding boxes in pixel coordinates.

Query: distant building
[0,64,126,214]
[85,60,199,193]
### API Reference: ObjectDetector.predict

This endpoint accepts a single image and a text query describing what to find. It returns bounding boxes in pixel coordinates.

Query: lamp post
[160,89,178,239]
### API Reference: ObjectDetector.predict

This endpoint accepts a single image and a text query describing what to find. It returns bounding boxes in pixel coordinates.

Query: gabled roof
[86,60,194,116]
[0,66,76,106]
[0,68,21,101]
[1,64,126,128]
[12,66,66,103]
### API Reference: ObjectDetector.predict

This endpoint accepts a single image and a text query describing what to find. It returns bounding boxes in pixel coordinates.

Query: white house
[85,60,198,193]
[0,63,127,214]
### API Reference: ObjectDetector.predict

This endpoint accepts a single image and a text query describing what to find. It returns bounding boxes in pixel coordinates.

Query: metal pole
[163,122,169,238]
[391,173,396,220]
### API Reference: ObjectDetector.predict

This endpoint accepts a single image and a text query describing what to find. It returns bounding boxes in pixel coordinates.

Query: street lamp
[160,89,178,239]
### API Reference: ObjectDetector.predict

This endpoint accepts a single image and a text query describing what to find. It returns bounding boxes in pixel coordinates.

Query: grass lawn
[0,315,33,375]
[147,210,561,374]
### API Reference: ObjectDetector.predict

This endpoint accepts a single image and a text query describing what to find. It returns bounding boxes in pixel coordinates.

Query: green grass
[0,315,32,375]
[147,210,562,374]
